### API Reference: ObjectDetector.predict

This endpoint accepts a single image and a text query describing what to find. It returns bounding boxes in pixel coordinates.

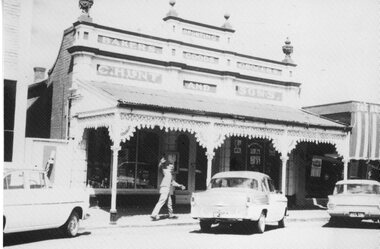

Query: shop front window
[117,129,159,189]
[86,128,160,190]
[87,128,112,188]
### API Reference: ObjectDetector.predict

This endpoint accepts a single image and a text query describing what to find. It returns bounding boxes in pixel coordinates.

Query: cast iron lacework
[73,112,349,158]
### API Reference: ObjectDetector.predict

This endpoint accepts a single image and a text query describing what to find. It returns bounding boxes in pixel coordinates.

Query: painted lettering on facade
[183,80,216,92]
[236,86,282,101]
[97,64,162,83]
[98,35,163,54]
[182,28,219,41]
[237,62,282,76]
[183,51,219,64]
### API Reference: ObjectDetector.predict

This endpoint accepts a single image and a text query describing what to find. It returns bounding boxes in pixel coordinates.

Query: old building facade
[45,2,350,220]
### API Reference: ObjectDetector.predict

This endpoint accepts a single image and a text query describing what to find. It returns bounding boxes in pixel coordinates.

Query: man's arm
[171,180,185,190]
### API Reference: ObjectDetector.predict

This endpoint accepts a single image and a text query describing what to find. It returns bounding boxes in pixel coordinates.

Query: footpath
[82,205,330,230]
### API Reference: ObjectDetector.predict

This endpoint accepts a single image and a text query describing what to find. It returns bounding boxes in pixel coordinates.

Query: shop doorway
[229,136,280,187]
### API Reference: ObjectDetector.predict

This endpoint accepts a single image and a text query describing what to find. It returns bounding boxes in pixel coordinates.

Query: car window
[3,171,24,190]
[335,184,380,194]
[29,172,46,189]
[267,178,276,192]
[261,178,269,192]
[210,177,258,189]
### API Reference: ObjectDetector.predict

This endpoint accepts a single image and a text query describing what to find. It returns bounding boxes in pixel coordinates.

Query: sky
[30,0,380,106]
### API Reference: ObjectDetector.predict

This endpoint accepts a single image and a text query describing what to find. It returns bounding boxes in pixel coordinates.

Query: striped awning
[349,104,380,160]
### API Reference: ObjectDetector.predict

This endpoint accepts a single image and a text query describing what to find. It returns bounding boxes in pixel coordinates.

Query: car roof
[212,171,269,179]
[335,179,380,186]
[3,167,45,176]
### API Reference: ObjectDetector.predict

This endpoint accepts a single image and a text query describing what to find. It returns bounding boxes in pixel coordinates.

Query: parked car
[3,168,90,237]
[191,171,288,233]
[327,179,380,224]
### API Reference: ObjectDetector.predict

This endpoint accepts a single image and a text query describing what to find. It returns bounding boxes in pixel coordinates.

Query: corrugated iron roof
[84,81,347,129]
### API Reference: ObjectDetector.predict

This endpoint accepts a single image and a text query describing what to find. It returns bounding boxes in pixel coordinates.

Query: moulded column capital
[111,145,121,152]
[280,155,289,162]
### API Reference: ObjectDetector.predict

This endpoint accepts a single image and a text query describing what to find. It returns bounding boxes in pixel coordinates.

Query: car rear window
[210,177,258,190]
[334,184,380,194]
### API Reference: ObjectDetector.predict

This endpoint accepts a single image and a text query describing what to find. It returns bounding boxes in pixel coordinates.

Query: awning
[350,110,380,160]
[81,80,347,130]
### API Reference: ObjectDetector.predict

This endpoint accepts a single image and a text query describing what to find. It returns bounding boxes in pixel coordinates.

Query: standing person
[151,155,185,221]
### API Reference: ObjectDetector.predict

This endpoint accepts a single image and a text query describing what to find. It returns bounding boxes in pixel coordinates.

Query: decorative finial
[222,13,233,30]
[78,0,94,22]
[282,37,294,63]
[166,0,178,17]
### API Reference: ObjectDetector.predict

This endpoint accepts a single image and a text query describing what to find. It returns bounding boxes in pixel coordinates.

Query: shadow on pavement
[190,223,281,235]
[97,204,190,222]
[3,229,91,247]
[323,220,380,230]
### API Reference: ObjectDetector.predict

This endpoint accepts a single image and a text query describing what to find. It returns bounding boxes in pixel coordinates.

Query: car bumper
[328,206,380,219]
[191,205,263,221]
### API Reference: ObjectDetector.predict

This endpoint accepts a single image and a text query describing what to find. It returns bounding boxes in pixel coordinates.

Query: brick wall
[48,27,75,139]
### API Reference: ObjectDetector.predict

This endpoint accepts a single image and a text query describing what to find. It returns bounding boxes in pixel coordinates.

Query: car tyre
[278,215,286,228]
[255,212,266,233]
[63,211,80,237]
[200,220,212,232]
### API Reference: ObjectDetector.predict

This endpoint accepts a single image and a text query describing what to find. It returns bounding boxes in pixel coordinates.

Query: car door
[26,171,64,228]
[266,178,287,222]
[3,170,33,232]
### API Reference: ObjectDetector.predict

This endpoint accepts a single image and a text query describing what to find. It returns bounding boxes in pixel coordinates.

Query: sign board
[98,35,163,54]
[182,28,220,41]
[236,85,282,101]
[183,80,216,93]
[97,64,162,83]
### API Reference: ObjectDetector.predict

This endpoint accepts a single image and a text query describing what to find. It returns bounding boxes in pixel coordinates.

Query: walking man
[151,155,185,221]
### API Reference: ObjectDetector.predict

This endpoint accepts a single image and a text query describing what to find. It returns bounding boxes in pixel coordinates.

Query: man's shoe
[168,215,178,219]
[151,215,159,221]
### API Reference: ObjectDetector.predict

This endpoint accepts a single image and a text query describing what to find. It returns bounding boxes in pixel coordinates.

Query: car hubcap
[259,215,265,230]
[69,219,78,233]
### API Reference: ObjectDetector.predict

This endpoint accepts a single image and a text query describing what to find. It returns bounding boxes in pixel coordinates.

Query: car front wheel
[278,210,286,228]
[200,220,212,232]
[255,212,266,233]
[63,211,80,237]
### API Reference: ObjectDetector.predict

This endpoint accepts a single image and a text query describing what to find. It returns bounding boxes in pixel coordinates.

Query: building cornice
[162,16,235,33]
[67,45,301,87]
[72,21,296,67]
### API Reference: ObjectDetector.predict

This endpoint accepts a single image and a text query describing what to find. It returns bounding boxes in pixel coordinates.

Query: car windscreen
[334,184,380,194]
[209,177,258,190]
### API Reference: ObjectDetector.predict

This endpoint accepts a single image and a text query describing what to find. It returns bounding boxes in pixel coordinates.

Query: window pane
[6,172,24,189]
[29,172,46,189]
[210,177,258,189]
[267,179,275,192]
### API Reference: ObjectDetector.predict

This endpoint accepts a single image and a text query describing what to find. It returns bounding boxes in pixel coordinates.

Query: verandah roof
[81,80,348,131]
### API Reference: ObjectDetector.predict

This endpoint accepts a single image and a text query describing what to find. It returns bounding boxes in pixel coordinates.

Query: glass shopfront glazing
[86,128,160,190]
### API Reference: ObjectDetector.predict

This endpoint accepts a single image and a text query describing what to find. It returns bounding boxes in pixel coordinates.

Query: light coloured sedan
[3,168,89,237]
[191,171,288,233]
[327,179,380,224]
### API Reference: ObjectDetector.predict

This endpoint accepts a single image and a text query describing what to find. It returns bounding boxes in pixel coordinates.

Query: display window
[86,128,160,189]
[117,129,160,189]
